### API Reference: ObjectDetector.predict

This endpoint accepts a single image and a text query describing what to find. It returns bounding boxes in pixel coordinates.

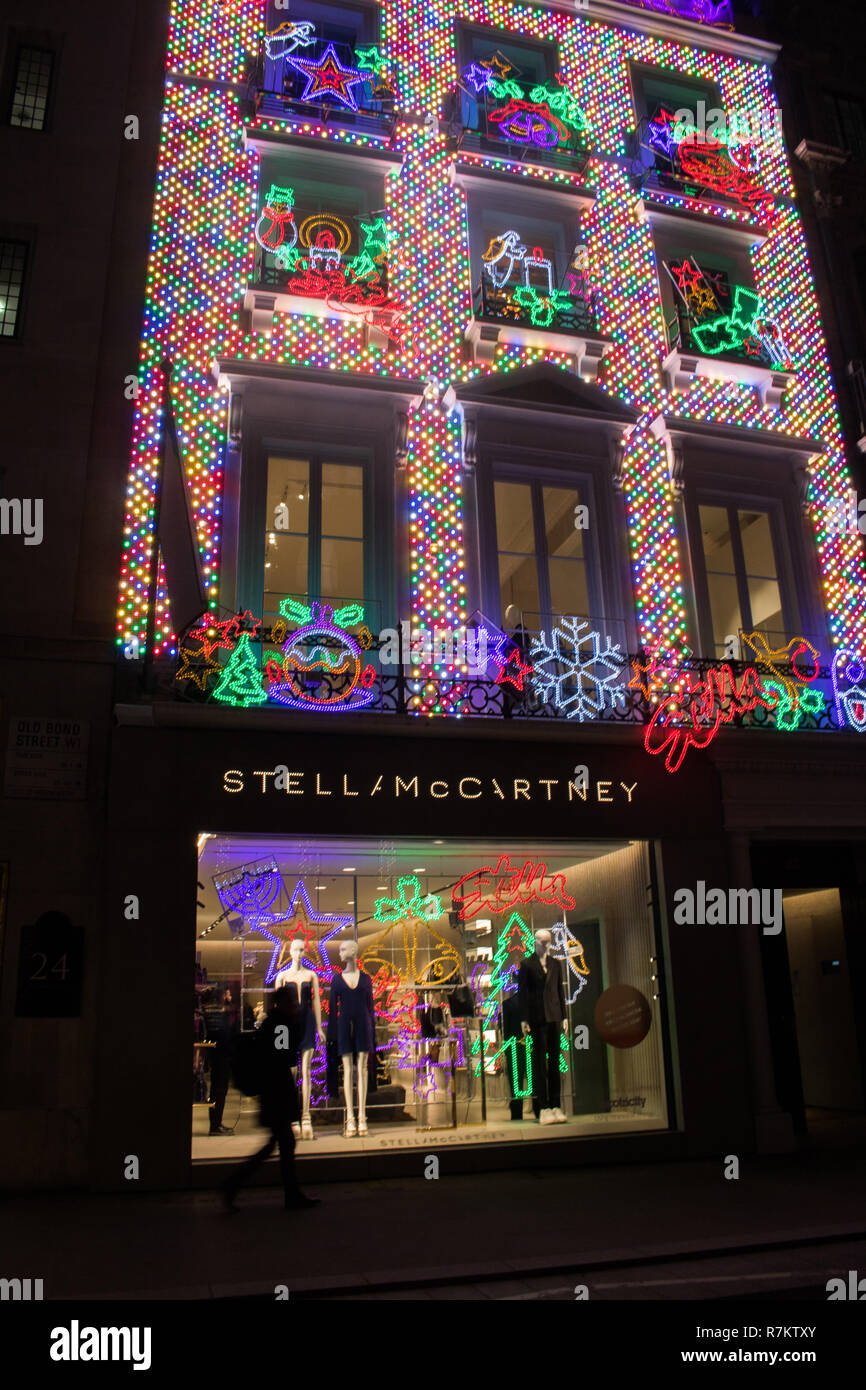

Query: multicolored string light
[118,0,866,667]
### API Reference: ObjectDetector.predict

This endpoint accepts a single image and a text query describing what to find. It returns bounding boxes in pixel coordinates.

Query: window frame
[478,453,606,633]
[239,438,376,633]
[685,489,802,657]
[3,30,60,133]
[0,236,30,340]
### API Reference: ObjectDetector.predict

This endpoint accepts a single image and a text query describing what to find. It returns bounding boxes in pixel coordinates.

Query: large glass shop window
[193,836,670,1157]
[264,455,364,628]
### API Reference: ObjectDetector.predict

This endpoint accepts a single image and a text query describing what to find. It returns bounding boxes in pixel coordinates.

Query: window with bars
[0,240,28,337]
[8,45,53,130]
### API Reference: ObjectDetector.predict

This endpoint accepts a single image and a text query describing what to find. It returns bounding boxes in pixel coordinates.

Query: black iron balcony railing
[475,278,598,336]
[253,35,395,138]
[116,623,844,736]
[254,246,392,302]
[449,71,589,175]
[665,306,782,371]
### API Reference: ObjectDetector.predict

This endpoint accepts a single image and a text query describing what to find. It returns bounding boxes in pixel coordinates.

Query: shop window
[493,476,596,630]
[0,238,28,337]
[193,835,671,1156]
[447,28,586,167]
[264,453,365,628]
[7,44,54,130]
[688,500,797,658]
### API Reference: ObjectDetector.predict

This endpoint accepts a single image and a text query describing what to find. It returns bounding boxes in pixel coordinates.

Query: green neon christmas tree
[472,910,534,1078]
[212,631,267,707]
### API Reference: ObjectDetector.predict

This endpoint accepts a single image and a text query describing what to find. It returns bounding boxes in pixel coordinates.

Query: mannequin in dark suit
[517,928,568,1124]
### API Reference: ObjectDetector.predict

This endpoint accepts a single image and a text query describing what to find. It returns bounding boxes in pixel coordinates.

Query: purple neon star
[462,62,496,93]
[247,877,353,984]
[284,42,365,112]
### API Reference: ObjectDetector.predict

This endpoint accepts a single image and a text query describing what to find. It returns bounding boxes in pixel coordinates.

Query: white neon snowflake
[529,617,627,721]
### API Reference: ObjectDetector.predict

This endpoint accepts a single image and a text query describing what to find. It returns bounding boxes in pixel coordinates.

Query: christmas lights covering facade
[119,0,866,707]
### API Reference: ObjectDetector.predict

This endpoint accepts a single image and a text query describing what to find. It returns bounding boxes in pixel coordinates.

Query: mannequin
[275,938,324,1140]
[327,940,375,1137]
[518,928,568,1126]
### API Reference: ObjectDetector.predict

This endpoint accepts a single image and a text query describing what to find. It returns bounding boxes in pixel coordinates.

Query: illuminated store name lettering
[222,770,639,804]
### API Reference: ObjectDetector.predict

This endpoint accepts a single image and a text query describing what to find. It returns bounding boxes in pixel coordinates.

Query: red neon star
[669,258,703,298]
[494,647,534,692]
[187,616,239,658]
[285,42,364,112]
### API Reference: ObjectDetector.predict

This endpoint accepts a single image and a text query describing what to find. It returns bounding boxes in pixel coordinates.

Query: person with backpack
[222,986,320,1212]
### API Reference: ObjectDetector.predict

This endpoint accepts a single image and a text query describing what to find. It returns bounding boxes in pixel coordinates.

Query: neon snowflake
[529,618,627,720]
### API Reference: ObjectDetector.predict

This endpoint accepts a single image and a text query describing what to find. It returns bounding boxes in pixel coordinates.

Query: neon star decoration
[251,877,352,985]
[373,876,442,924]
[494,646,534,691]
[284,42,365,112]
[175,646,220,691]
[529,619,628,720]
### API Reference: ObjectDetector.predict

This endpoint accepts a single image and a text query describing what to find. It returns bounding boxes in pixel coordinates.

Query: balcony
[466,278,611,379]
[448,71,590,178]
[117,613,847,740]
[252,35,395,141]
[244,200,402,347]
[629,117,775,225]
[662,296,795,407]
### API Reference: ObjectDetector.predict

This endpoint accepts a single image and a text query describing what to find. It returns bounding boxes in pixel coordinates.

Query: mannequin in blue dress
[275,937,325,1140]
[328,939,375,1137]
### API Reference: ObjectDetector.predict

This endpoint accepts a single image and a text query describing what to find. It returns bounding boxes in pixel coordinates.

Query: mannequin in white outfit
[275,938,324,1140]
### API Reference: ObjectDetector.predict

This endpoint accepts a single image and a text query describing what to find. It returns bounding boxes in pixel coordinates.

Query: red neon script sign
[453,855,576,920]
[644,663,775,773]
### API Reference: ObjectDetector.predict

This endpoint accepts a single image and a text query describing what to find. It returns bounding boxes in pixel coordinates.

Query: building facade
[5,0,866,1193]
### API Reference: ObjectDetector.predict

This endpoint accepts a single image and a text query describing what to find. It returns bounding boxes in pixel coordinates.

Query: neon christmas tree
[212,632,267,707]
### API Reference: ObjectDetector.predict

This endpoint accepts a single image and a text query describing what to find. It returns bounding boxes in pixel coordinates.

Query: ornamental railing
[253,35,395,138]
[450,71,589,175]
[475,279,597,336]
[665,306,779,370]
[115,621,850,738]
[254,247,391,301]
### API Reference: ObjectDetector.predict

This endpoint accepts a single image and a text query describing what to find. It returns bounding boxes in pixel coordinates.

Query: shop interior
[192,834,670,1159]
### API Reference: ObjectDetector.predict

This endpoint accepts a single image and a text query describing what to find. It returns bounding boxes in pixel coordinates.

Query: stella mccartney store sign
[221,768,640,805]
[111,723,722,835]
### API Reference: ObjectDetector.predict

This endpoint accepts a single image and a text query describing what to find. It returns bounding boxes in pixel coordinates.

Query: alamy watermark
[673,881,783,934]
[0,498,43,545]
[672,99,784,156]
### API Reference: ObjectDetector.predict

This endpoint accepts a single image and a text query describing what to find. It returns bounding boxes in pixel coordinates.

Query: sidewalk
[3,1140,866,1299]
